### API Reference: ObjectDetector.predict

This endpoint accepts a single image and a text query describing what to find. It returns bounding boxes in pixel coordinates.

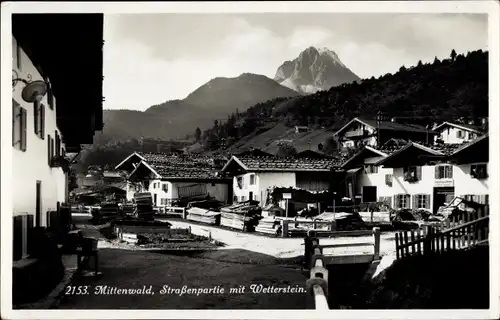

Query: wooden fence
[281,219,336,238]
[395,212,489,260]
[303,227,381,309]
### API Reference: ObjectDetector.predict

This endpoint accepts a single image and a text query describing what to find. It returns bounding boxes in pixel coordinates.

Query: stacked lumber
[220,202,261,231]
[99,202,120,221]
[134,192,154,219]
[186,207,221,225]
[255,217,282,235]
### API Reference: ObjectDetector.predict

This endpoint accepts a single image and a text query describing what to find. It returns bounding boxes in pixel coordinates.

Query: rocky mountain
[274,46,361,94]
[98,73,299,144]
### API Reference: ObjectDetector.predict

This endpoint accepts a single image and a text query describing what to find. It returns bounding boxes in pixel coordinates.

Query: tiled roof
[356,118,435,134]
[235,156,343,172]
[133,152,228,180]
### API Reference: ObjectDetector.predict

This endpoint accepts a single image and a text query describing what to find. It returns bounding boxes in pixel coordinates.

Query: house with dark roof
[333,117,437,149]
[432,121,486,144]
[115,152,231,206]
[373,135,489,213]
[221,155,344,206]
[340,145,399,205]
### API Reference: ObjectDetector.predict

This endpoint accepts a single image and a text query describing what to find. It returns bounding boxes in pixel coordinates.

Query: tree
[194,127,201,141]
[417,60,423,67]
[433,56,441,64]
[276,142,297,157]
[450,49,457,62]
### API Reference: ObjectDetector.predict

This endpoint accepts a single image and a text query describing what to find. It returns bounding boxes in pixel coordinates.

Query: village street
[57,214,397,309]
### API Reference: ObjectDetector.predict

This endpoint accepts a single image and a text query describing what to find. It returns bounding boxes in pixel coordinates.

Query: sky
[103,13,488,111]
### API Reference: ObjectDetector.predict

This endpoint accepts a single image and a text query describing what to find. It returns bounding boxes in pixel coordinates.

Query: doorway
[153,194,157,206]
[35,180,41,227]
[433,187,455,213]
[248,191,253,201]
[362,186,377,203]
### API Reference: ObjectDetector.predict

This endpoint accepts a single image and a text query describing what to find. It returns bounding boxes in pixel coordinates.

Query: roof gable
[342,146,388,168]
[433,121,484,134]
[115,152,145,171]
[375,142,445,168]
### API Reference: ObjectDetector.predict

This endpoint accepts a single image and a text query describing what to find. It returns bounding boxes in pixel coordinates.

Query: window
[468,132,475,140]
[403,166,421,182]
[162,183,168,192]
[47,134,52,166]
[456,130,463,138]
[12,100,27,151]
[33,102,45,139]
[412,194,430,209]
[385,174,393,187]
[240,195,246,202]
[160,198,167,205]
[394,194,410,209]
[55,131,61,157]
[364,164,378,174]
[470,164,488,179]
[249,174,256,185]
[435,165,453,179]
[236,177,243,189]
[378,196,392,208]
[47,81,54,110]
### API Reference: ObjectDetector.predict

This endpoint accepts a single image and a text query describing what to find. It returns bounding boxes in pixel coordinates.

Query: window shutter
[21,108,27,151]
[405,194,411,208]
[40,104,45,138]
[425,194,431,209]
[51,137,55,159]
[55,131,60,157]
[47,82,54,110]
[435,166,440,179]
[34,102,39,135]
[412,195,417,209]
[416,166,422,180]
[48,134,52,166]
[448,165,453,178]
[394,195,399,208]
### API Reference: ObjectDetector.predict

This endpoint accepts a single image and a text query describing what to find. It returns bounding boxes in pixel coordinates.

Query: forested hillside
[198,49,488,152]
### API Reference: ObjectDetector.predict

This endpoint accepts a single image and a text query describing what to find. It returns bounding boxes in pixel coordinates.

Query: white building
[340,146,396,206]
[11,14,104,261]
[115,152,230,206]
[374,135,489,213]
[333,117,437,149]
[432,121,485,144]
[221,155,342,207]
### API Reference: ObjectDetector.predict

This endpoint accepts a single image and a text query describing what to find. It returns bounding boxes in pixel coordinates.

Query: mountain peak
[274,46,359,94]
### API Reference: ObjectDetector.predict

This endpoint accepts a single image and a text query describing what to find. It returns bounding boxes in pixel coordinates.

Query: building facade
[222,156,341,207]
[432,121,485,144]
[12,37,67,229]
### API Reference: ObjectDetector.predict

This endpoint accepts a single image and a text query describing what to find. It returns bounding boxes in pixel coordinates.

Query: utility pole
[376,111,383,147]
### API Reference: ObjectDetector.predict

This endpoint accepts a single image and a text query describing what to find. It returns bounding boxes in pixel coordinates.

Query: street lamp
[12,70,48,103]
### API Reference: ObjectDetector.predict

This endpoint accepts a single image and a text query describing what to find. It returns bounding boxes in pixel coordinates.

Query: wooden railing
[304,227,381,309]
[156,206,187,218]
[395,213,489,260]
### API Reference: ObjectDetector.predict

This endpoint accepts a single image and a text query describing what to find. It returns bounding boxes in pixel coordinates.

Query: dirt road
[157,218,397,258]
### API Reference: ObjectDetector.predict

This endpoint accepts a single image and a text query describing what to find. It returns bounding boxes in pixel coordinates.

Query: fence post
[282,220,289,238]
[424,225,433,254]
[373,227,381,260]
